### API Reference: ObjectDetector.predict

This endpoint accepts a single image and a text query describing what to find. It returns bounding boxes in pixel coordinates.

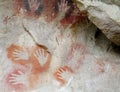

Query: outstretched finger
[58,76,64,80]
[12,82,21,85]
[57,69,64,74]
[9,76,17,79]
[59,68,65,73]
[18,71,24,75]
[13,50,22,54]
[65,0,68,6]
[58,1,62,11]
[35,50,40,58]
[11,74,19,77]
[41,49,45,57]
[9,79,17,83]
[14,57,21,60]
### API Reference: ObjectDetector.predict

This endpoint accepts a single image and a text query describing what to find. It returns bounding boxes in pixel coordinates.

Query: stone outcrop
[77,0,120,45]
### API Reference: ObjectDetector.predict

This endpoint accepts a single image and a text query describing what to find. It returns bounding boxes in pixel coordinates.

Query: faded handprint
[57,68,73,82]
[96,60,113,74]
[57,0,70,19]
[34,49,49,66]
[69,43,87,59]
[8,71,29,85]
[54,66,73,84]
[56,31,70,46]
[72,47,85,60]
[28,0,41,12]
[56,36,66,46]
[13,49,29,60]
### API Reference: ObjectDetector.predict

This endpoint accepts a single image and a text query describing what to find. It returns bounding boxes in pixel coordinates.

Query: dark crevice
[95,28,101,39]
[112,43,120,54]
[94,28,120,54]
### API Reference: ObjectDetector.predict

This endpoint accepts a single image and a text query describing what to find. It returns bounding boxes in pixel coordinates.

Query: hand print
[8,70,28,85]
[13,49,29,60]
[28,0,41,12]
[57,0,70,19]
[54,66,73,85]
[68,43,87,61]
[56,31,71,46]
[71,46,83,59]
[57,68,73,82]
[96,59,113,74]
[34,49,49,66]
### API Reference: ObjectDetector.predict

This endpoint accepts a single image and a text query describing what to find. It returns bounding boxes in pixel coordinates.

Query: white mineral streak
[77,0,120,45]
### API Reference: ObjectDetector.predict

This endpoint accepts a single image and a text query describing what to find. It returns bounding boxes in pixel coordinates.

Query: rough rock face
[0,0,120,92]
[77,0,120,45]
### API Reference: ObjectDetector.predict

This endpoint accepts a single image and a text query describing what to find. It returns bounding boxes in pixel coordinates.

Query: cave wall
[0,0,120,92]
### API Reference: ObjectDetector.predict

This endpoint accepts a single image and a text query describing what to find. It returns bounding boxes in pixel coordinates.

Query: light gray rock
[77,0,120,45]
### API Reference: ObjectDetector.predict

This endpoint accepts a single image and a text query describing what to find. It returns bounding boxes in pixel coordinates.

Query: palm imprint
[54,66,73,85]
[34,49,49,66]
[13,49,29,60]
[57,68,73,82]
[9,71,29,85]
[57,0,70,19]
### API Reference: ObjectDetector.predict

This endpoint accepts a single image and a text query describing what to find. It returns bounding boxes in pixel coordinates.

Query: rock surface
[77,0,120,45]
[0,0,120,92]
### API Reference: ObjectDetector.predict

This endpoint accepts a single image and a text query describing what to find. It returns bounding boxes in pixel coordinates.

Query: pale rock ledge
[77,0,120,45]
